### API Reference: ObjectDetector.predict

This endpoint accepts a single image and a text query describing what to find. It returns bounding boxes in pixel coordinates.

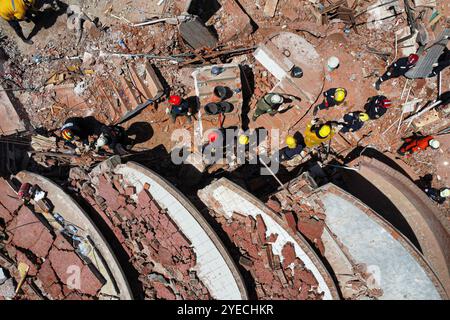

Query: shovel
[15,262,29,295]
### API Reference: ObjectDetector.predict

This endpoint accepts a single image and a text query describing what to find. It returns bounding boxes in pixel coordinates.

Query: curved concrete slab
[318,184,447,300]
[198,178,340,300]
[114,162,248,300]
[351,157,450,296]
[16,171,133,300]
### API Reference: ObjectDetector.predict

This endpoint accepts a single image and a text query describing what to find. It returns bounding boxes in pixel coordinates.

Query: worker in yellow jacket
[303,119,335,148]
[0,0,35,44]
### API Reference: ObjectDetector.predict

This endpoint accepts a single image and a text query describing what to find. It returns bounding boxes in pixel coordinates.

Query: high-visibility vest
[0,0,33,21]
[303,122,335,148]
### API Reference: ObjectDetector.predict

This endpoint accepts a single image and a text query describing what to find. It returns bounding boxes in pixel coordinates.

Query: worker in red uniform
[398,135,440,156]
[168,95,192,123]
[374,54,419,90]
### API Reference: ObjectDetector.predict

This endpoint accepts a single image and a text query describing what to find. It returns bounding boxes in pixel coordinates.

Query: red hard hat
[382,99,392,108]
[169,95,182,105]
[408,54,419,65]
[208,131,219,143]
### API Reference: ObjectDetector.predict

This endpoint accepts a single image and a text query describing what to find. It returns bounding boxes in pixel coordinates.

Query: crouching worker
[398,134,440,156]
[280,135,304,161]
[95,125,129,155]
[340,112,369,133]
[303,119,335,148]
[60,117,91,150]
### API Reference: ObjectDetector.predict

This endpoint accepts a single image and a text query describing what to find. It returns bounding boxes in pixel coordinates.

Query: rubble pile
[71,171,211,300]
[213,212,323,299]
[0,179,104,300]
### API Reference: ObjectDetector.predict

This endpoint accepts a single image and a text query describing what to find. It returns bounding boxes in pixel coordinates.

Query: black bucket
[213,86,231,100]
[219,101,233,113]
[205,103,221,115]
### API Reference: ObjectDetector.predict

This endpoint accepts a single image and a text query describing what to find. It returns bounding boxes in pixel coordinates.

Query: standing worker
[374,54,419,90]
[0,0,36,44]
[303,119,335,148]
[168,95,192,124]
[398,135,440,156]
[428,47,450,77]
[252,93,286,121]
[313,88,347,115]
[340,112,369,133]
[364,95,392,119]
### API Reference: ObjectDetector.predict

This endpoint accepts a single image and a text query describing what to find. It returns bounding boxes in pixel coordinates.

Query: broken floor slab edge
[198,177,340,300]
[114,161,248,300]
[15,171,134,300]
[350,156,450,296]
[319,183,448,300]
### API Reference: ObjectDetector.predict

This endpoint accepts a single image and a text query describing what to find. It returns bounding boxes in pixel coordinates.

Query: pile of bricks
[266,177,327,254]
[0,179,104,300]
[214,212,323,300]
[74,172,211,300]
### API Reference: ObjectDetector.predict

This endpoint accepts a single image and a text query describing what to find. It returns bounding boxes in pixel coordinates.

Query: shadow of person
[125,122,154,146]
[28,1,68,40]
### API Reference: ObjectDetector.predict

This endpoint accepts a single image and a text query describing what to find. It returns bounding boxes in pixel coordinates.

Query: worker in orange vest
[0,0,36,44]
[398,135,440,156]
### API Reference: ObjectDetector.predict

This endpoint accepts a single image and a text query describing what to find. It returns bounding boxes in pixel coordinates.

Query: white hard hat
[96,134,108,148]
[440,188,450,198]
[270,94,284,104]
[429,139,440,149]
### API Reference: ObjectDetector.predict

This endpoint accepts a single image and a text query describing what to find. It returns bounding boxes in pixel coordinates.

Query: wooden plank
[264,0,279,17]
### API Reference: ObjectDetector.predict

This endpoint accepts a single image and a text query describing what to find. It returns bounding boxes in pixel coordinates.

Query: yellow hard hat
[286,135,297,148]
[317,124,332,138]
[359,112,369,122]
[238,134,249,145]
[334,88,346,103]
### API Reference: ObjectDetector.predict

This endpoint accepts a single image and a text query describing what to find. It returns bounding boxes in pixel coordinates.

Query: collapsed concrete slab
[15,171,133,300]
[198,177,340,300]
[254,32,324,107]
[113,162,248,300]
[0,85,26,136]
[348,157,450,296]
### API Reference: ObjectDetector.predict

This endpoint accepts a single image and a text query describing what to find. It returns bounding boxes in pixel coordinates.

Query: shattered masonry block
[138,189,153,208]
[255,215,267,244]
[11,206,54,258]
[0,178,23,213]
[125,186,136,196]
[0,203,13,224]
[283,211,297,233]
[266,198,282,212]
[221,0,254,42]
[281,242,296,268]
[48,247,105,296]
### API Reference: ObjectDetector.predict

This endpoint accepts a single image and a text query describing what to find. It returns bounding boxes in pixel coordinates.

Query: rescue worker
[280,135,304,161]
[374,54,419,90]
[168,95,192,123]
[424,187,449,204]
[0,0,36,44]
[428,47,450,77]
[252,93,285,121]
[60,117,92,147]
[303,119,335,148]
[398,135,440,156]
[340,112,369,133]
[364,95,392,119]
[95,125,127,155]
[313,87,347,115]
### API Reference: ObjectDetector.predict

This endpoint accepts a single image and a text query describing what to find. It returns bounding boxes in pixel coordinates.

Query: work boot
[21,37,34,45]
[374,81,381,91]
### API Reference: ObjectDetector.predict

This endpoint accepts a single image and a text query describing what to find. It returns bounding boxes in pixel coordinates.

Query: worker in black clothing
[364,95,392,119]
[424,187,449,204]
[313,87,347,115]
[428,47,450,77]
[95,125,128,154]
[340,112,369,133]
[374,54,419,90]
[60,116,101,149]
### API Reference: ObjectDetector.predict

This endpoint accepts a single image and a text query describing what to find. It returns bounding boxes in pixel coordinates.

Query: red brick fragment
[10,206,54,258]
[283,211,297,233]
[125,186,136,196]
[48,247,104,296]
[255,215,267,244]
[281,242,296,267]
[153,282,176,300]
[266,198,281,212]
[138,189,153,208]
[53,234,74,251]
[0,178,22,213]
